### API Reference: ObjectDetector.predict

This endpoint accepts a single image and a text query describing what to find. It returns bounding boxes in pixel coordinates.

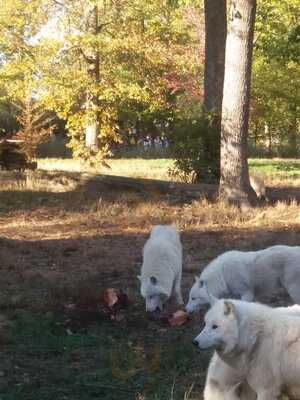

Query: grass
[3,309,207,400]
[37,157,176,181]
[37,157,300,186]
[2,157,300,399]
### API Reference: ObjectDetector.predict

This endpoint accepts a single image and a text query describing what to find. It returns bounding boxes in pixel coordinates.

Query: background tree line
[0,0,299,187]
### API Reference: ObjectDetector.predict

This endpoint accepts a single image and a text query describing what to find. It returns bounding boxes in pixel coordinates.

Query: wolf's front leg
[174,274,183,305]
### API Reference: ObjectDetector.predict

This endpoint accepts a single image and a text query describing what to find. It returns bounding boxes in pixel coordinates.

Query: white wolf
[186,245,300,313]
[203,352,255,400]
[138,225,183,312]
[194,299,300,400]
[203,304,300,400]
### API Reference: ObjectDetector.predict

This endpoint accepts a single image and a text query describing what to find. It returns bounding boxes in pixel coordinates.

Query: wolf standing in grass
[201,304,300,400]
[138,225,183,312]
[194,299,300,400]
[186,245,300,313]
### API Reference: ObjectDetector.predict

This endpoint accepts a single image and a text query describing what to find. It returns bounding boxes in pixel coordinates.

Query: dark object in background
[0,140,37,171]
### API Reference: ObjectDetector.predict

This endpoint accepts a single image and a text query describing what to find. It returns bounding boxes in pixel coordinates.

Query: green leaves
[250,0,300,155]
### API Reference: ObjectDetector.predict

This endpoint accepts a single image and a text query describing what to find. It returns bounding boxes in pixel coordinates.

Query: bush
[170,110,220,183]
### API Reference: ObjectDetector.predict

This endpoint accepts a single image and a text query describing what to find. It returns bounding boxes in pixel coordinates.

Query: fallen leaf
[102,288,119,308]
[168,310,189,327]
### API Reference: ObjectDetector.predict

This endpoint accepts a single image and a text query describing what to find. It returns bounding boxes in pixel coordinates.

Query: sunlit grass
[249,158,300,186]
[37,157,300,186]
[38,157,176,181]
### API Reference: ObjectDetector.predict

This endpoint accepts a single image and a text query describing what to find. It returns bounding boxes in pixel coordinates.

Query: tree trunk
[203,0,227,114]
[289,130,298,157]
[85,120,99,149]
[84,5,101,150]
[202,0,226,182]
[288,106,298,157]
[85,93,100,149]
[219,0,257,206]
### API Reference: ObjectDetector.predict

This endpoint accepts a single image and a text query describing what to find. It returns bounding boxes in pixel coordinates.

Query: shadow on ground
[0,225,299,399]
[2,171,300,216]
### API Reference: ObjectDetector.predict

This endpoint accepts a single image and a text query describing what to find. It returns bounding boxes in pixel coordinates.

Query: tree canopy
[0,0,299,163]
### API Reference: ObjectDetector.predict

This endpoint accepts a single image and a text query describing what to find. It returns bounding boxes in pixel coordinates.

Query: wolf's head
[193,299,239,354]
[185,276,213,313]
[138,275,169,312]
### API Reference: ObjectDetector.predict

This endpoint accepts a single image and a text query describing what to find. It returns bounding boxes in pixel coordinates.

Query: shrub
[170,109,220,183]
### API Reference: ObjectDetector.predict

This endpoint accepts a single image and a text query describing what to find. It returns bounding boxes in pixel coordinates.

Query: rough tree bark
[203,0,227,114]
[203,0,226,181]
[219,0,257,206]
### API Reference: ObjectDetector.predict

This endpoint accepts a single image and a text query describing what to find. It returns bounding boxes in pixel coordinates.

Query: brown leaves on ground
[149,309,189,327]
[100,288,129,321]
[64,288,129,327]
[168,310,189,327]
[102,288,119,307]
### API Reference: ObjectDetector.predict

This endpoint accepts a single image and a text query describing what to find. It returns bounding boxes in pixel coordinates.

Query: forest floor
[1,158,300,399]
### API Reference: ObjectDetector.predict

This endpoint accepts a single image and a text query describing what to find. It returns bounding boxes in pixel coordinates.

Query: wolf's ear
[194,275,200,283]
[224,300,235,316]
[150,276,157,285]
[137,275,141,282]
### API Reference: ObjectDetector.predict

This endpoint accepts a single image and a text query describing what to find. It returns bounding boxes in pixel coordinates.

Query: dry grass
[37,157,95,173]
[37,157,176,181]
[1,177,300,241]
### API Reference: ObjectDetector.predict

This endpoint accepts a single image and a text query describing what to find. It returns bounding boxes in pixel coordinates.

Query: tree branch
[52,0,64,6]
[78,48,95,64]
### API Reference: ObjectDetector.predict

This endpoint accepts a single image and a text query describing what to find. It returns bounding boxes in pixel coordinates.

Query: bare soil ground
[1,169,300,399]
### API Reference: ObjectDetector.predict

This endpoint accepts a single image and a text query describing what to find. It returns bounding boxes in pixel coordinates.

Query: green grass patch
[249,158,300,180]
[37,157,300,184]
[2,309,208,400]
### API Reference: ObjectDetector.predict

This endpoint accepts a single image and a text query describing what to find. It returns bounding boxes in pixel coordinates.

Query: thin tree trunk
[288,106,298,157]
[219,0,257,206]
[85,5,101,150]
[289,130,297,157]
[203,0,227,114]
[265,123,272,156]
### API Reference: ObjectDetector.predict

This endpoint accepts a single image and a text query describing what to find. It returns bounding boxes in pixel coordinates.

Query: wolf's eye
[212,324,218,330]
[191,297,195,301]
[149,295,153,300]
[199,280,204,288]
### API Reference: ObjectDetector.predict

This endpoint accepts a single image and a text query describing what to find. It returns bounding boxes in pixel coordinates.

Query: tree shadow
[2,171,300,216]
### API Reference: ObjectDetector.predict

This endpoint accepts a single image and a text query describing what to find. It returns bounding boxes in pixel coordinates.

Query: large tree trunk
[203,0,227,114]
[202,0,226,182]
[219,0,257,206]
